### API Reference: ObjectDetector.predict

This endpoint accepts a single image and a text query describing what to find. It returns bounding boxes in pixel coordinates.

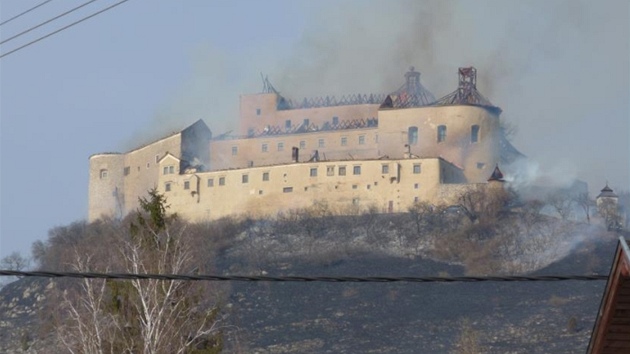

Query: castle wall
[377,105,500,183]
[157,158,461,222]
[88,153,125,221]
[210,128,379,171]
[239,92,379,136]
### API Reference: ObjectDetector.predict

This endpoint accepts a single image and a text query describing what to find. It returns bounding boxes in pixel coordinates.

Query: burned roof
[433,67,501,114]
[380,67,436,109]
[488,164,505,182]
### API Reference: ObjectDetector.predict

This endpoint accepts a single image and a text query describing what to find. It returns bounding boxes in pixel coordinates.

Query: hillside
[0,209,624,353]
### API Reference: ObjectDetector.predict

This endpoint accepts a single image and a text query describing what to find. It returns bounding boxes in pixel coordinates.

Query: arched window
[471,125,480,143]
[408,126,418,145]
[437,125,447,142]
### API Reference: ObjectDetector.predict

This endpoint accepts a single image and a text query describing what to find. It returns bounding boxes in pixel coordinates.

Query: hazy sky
[1,0,628,259]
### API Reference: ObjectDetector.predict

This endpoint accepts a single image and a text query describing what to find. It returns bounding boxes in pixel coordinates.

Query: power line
[0,0,54,27]
[0,0,131,59]
[1,0,102,46]
[0,270,609,283]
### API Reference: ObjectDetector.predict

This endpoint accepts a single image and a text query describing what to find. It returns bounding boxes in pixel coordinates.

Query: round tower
[88,153,125,222]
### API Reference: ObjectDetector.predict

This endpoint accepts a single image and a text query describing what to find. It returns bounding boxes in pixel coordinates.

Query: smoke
[133,0,628,194]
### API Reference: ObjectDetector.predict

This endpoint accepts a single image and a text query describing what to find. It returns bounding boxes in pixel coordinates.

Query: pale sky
[1,0,629,259]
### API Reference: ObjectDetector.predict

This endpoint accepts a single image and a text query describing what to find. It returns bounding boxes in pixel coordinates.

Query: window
[382,164,389,174]
[155,155,160,163]
[352,184,358,189]
[318,138,325,148]
[283,187,293,193]
[146,163,150,168]
[242,174,249,184]
[332,116,339,125]
[339,166,346,176]
[326,166,335,176]
[352,198,360,205]
[124,166,130,176]
[184,181,190,190]
[477,162,485,169]
[163,166,169,175]
[437,125,447,142]
[353,166,361,175]
[208,178,214,187]
[100,169,108,179]
[165,182,171,192]
[408,126,418,145]
[262,172,269,181]
[169,165,175,174]
[341,136,347,146]
[413,164,421,174]
[299,140,306,149]
[262,143,268,152]
[471,125,480,143]
[285,120,291,129]
[414,183,419,189]
[219,177,225,186]
[277,142,284,151]
[232,146,238,155]
[414,197,419,202]
[358,135,365,145]
[256,108,261,115]
[310,167,317,177]
[303,118,310,126]
[375,133,378,143]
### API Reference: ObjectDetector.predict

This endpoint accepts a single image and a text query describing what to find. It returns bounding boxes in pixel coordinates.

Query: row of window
[407,125,480,145]
[232,135,370,156]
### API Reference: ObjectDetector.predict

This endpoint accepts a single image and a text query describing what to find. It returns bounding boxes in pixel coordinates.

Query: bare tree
[572,192,593,224]
[547,191,574,220]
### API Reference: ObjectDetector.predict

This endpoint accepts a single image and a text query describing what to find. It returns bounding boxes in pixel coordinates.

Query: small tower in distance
[597,183,621,231]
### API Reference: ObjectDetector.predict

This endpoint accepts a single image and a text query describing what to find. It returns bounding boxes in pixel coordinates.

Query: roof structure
[433,67,501,114]
[598,184,619,199]
[588,237,630,353]
[488,165,505,182]
[380,67,436,109]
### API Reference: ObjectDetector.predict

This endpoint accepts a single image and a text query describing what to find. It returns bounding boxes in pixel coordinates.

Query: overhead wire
[0,0,54,27]
[0,0,131,59]
[1,0,102,46]
[0,270,609,283]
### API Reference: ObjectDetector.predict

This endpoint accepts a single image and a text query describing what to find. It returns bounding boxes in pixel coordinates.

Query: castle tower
[597,183,621,231]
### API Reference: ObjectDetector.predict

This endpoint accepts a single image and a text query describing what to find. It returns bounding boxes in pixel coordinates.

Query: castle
[89,67,522,222]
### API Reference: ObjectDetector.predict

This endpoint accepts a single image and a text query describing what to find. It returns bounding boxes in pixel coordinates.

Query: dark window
[353,166,361,175]
[318,138,325,148]
[382,164,389,174]
[408,126,418,145]
[437,125,447,142]
[256,108,261,115]
[471,125,480,143]
[100,169,108,179]
[303,118,310,126]
[358,135,365,145]
[184,181,190,190]
[341,137,347,146]
[283,187,293,193]
[299,140,306,149]
[165,183,171,192]
[352,184,358,189]
[339,166,346,176]
[124,166,130,176]
[169,166,175,174]
[414,183,419,189]
[163,166,169,175]
[477,162,485,169]
[155,155,160,163]
[285,120,291,129]
[232,146,238,155]
[242,174,248,183]
[208,178,214,187]
[277,142,284,151]
[413,164,421,174]
[326,166,334,176]
[263,172,269,181]
[219,177,225,186]
[262,143,268,152]
[310,168,317,177]
[332,116,339,125]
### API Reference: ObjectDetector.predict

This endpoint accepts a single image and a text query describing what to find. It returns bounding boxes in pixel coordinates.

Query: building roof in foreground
[587,237,630,354]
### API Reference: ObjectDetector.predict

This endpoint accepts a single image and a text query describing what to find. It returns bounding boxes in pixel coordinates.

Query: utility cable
[0,0,53,27]
[1,0,101,46]
[0,0,130,59]
[0,270,609,283]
